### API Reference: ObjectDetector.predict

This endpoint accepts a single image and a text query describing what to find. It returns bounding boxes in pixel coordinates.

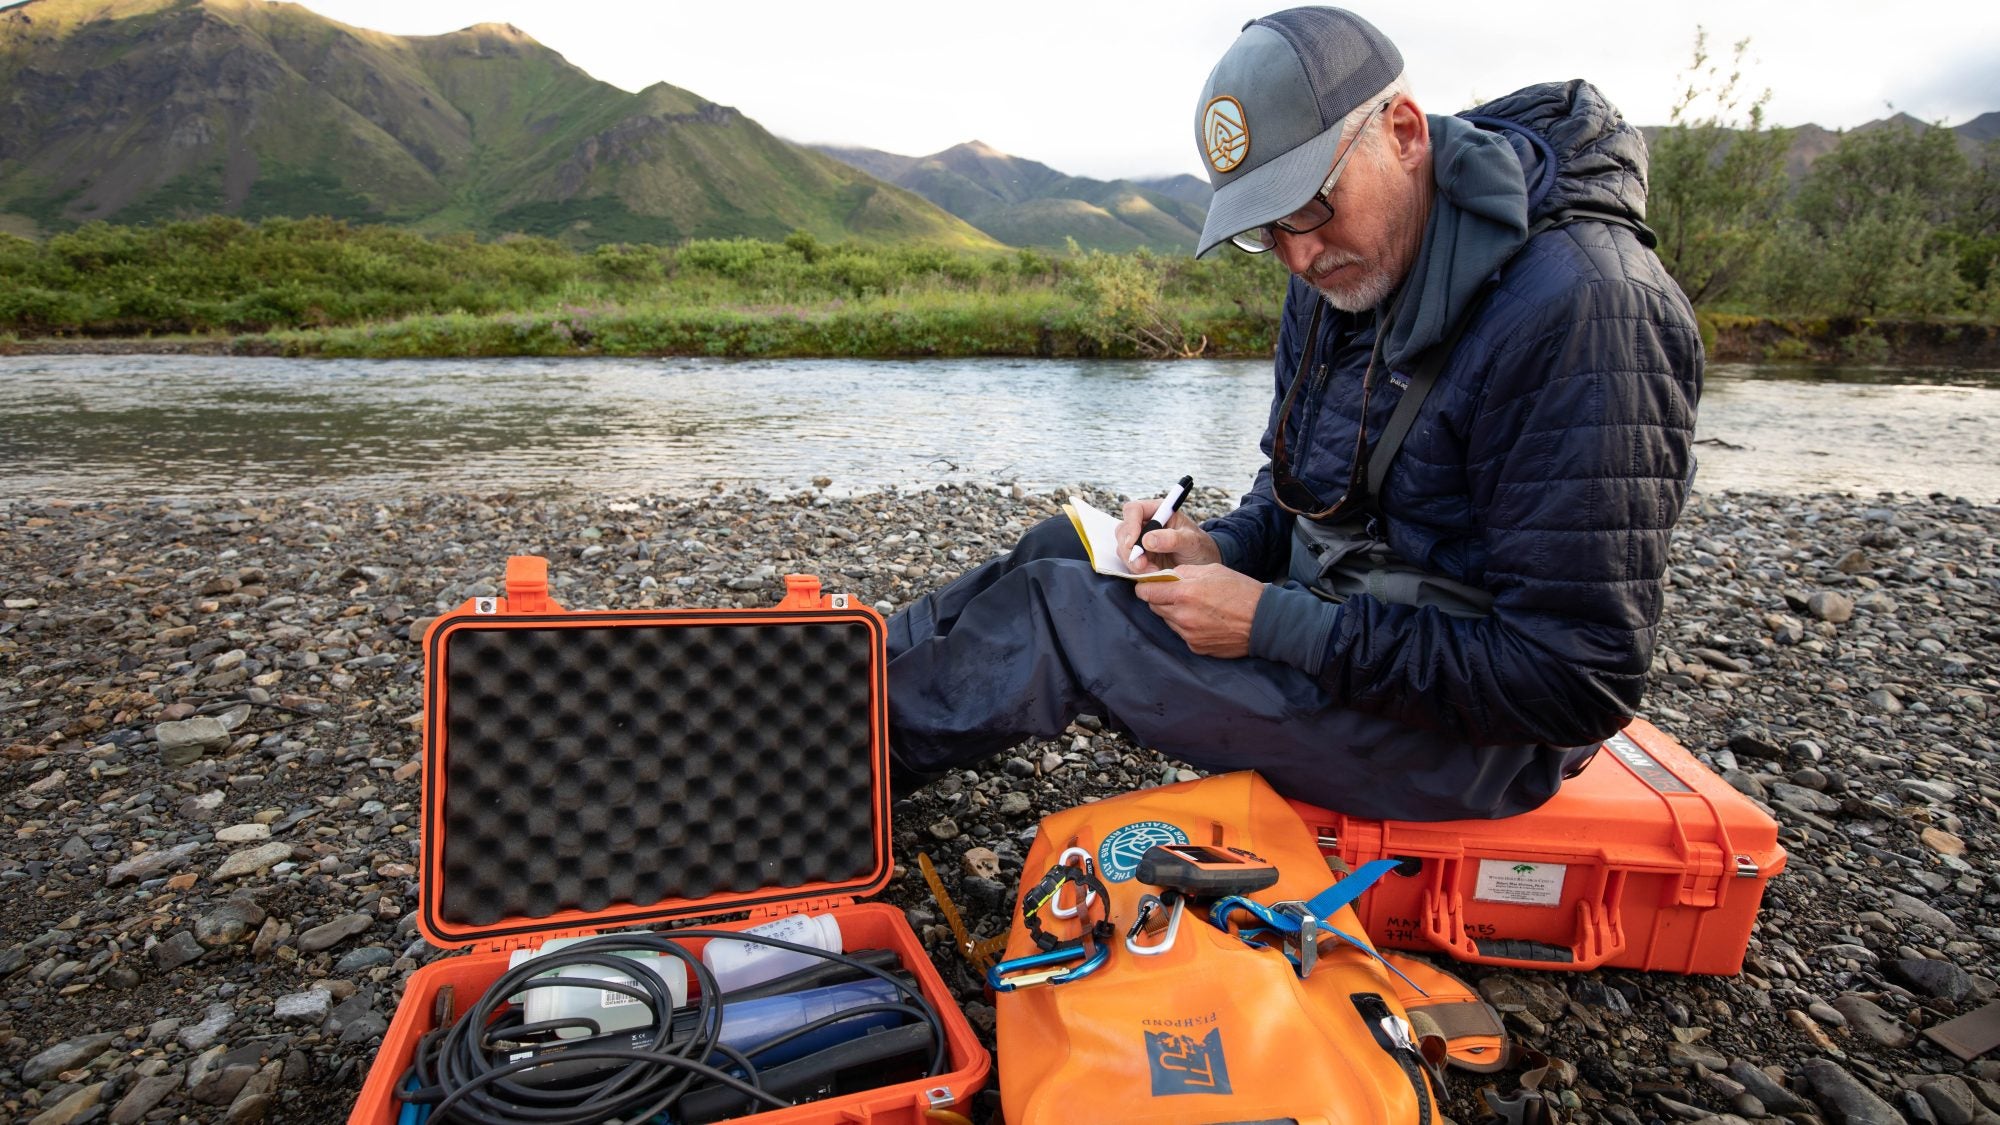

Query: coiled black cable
[398,928,949,1124]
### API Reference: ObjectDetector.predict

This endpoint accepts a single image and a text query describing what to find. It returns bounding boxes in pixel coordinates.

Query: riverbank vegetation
[0,220,1286,358]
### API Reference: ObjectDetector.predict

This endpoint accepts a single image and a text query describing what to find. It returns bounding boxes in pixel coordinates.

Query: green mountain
[813,140,1209,253]
[0,0,997,247]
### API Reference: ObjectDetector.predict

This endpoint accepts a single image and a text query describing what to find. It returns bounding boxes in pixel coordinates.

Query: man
[885,6,1700,821]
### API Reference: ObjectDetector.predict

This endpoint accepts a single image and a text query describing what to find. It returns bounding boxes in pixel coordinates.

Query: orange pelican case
[1289,717,1786,976]
[350,556,989,1124]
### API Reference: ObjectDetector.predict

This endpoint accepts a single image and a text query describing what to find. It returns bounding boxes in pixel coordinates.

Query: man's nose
[1272,228,1322,278]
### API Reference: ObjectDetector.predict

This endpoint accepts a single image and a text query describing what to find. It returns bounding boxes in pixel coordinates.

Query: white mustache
[1306,251,1362,279]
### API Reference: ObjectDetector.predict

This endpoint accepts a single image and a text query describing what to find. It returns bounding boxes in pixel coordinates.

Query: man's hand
[1117,498,1222,573]
[1135,564,1263,658]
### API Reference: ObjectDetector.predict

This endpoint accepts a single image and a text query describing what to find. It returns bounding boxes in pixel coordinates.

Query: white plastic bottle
[507,935,690,1040]
[700,912,844,993]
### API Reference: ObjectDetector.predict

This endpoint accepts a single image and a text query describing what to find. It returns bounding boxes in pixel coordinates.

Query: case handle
[1418,861,1628,972]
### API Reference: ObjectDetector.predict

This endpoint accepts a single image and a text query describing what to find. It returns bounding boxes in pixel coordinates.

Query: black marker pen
[1127,475,1194,564]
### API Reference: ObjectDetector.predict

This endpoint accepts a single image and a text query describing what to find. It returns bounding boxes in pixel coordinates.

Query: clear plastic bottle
[700,912,844,993]
[507,935,690,1040]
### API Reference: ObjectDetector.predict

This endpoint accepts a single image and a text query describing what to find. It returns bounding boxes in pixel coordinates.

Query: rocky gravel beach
[1,483,1996,1124]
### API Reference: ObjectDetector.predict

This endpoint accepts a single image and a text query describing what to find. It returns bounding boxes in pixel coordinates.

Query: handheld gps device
[1135,843,1280,897]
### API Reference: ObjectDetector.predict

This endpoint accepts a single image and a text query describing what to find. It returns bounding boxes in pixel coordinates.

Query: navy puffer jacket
[1205,80,1702,748]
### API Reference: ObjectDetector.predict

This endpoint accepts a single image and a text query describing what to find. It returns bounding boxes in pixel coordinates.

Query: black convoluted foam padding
[436,620,879,930]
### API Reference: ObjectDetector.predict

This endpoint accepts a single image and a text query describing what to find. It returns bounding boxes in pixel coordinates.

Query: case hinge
[749,897,855,920]
[504,555,553,613]
[1675,841,1726,908]
[477,925,600,956]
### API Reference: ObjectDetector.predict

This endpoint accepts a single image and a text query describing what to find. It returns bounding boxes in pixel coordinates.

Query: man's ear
[1388,97,1429,171]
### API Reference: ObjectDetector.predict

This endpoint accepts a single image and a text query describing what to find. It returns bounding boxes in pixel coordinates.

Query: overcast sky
[114,1,2000,179]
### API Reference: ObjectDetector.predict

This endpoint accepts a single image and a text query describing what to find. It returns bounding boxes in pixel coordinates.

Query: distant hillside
[1639,111,1997,185]
[0,0,997,247]
[813,140,1209,253]
[1133,174,1213,211]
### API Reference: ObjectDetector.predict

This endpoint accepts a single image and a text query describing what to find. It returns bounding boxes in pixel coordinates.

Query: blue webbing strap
[1207,858,1425,994]
[1304,858,1405,918]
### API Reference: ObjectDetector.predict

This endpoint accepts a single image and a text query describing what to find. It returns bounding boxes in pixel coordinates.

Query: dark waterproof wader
[886,515,1584,822]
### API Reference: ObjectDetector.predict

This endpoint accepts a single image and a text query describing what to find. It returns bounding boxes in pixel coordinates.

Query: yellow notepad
[1062,496,1180,582]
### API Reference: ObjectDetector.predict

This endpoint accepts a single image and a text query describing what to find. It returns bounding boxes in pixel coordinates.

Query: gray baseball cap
[1192,7,1403,257]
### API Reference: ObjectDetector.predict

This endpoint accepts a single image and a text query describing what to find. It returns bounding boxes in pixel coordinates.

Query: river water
[1,355,1996,502]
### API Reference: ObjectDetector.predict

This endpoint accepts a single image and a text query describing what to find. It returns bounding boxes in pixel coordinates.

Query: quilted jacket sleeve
[1318,230,1701,746]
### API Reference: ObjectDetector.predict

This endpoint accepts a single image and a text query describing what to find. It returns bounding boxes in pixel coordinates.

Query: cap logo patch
[1203,95,1248,173]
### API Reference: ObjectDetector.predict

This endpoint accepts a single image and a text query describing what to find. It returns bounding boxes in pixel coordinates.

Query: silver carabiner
[1049,847,1099,919]
[1125,893,1185,957]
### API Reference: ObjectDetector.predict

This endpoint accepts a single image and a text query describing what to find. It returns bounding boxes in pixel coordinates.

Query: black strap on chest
[1358,208,1655,513]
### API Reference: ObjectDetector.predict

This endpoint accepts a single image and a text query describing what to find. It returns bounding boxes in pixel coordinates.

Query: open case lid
[416,557,892,949]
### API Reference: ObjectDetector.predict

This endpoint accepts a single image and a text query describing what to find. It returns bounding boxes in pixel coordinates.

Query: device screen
[1162,844,1245,864]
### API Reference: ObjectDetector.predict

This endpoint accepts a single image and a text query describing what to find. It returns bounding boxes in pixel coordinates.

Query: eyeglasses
[1268,299,1383,520]
[1231,100,1391,254]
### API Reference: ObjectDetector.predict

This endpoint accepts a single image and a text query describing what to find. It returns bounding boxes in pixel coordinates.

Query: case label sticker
[1474,859,1567,906]
[1098,820,1190,882]
[1606,731,1693,793]
[601,989,638,1008]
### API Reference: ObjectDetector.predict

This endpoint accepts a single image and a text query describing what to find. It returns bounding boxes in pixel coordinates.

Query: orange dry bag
[994,772,1448,1124]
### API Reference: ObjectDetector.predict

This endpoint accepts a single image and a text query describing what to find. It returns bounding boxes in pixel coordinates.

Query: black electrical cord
[399,928,951,1124]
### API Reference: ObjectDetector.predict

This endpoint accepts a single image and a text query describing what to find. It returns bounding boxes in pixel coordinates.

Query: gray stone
[1808,591,1856,623]
[177,1002,234,1051]
[333,946,394,972]
[195,895,268,948]
[156,716,232,764]
[224,1059,284,1124]
[1831,992,1915,1049]
[273,988,331,1025]
[1920,1077,1981,1125]
[21,1032,119,1084]
[1887,957,1974,1002]
[1801,1058,1901,1124]
[324,993,378,1037]
[297,912,373,952]
[996,791,1032,816]
[191,1042,272,1105]
[106,841,202,887]
[151,930,206,971]
[1885,889,1962,935]
[28,1081,105,1125]
[211,842,293,881]
[109,1071,182,1125]
[1667,1040,1730,1070]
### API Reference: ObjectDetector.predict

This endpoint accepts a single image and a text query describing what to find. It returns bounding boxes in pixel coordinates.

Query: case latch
[776,573,824,610]
[505,555,552,613]
[1675,841,1727,908]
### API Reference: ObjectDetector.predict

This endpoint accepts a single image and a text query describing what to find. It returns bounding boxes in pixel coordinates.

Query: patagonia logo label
[1097,820,1189,882]
[1389,370,1410,391]
[1146,1028,1232,1096]
[1606,731,1693,794]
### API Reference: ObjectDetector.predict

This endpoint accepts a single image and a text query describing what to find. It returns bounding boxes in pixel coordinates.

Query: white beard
[1316,266,1401,313]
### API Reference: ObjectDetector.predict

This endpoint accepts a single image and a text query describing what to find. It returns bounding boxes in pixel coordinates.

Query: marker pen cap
[700,912,844,993]
[507,937,690,1040]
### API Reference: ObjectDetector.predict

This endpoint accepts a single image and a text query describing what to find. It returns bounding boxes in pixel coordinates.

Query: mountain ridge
[0,0,996,247]
[810,139,1209,253]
